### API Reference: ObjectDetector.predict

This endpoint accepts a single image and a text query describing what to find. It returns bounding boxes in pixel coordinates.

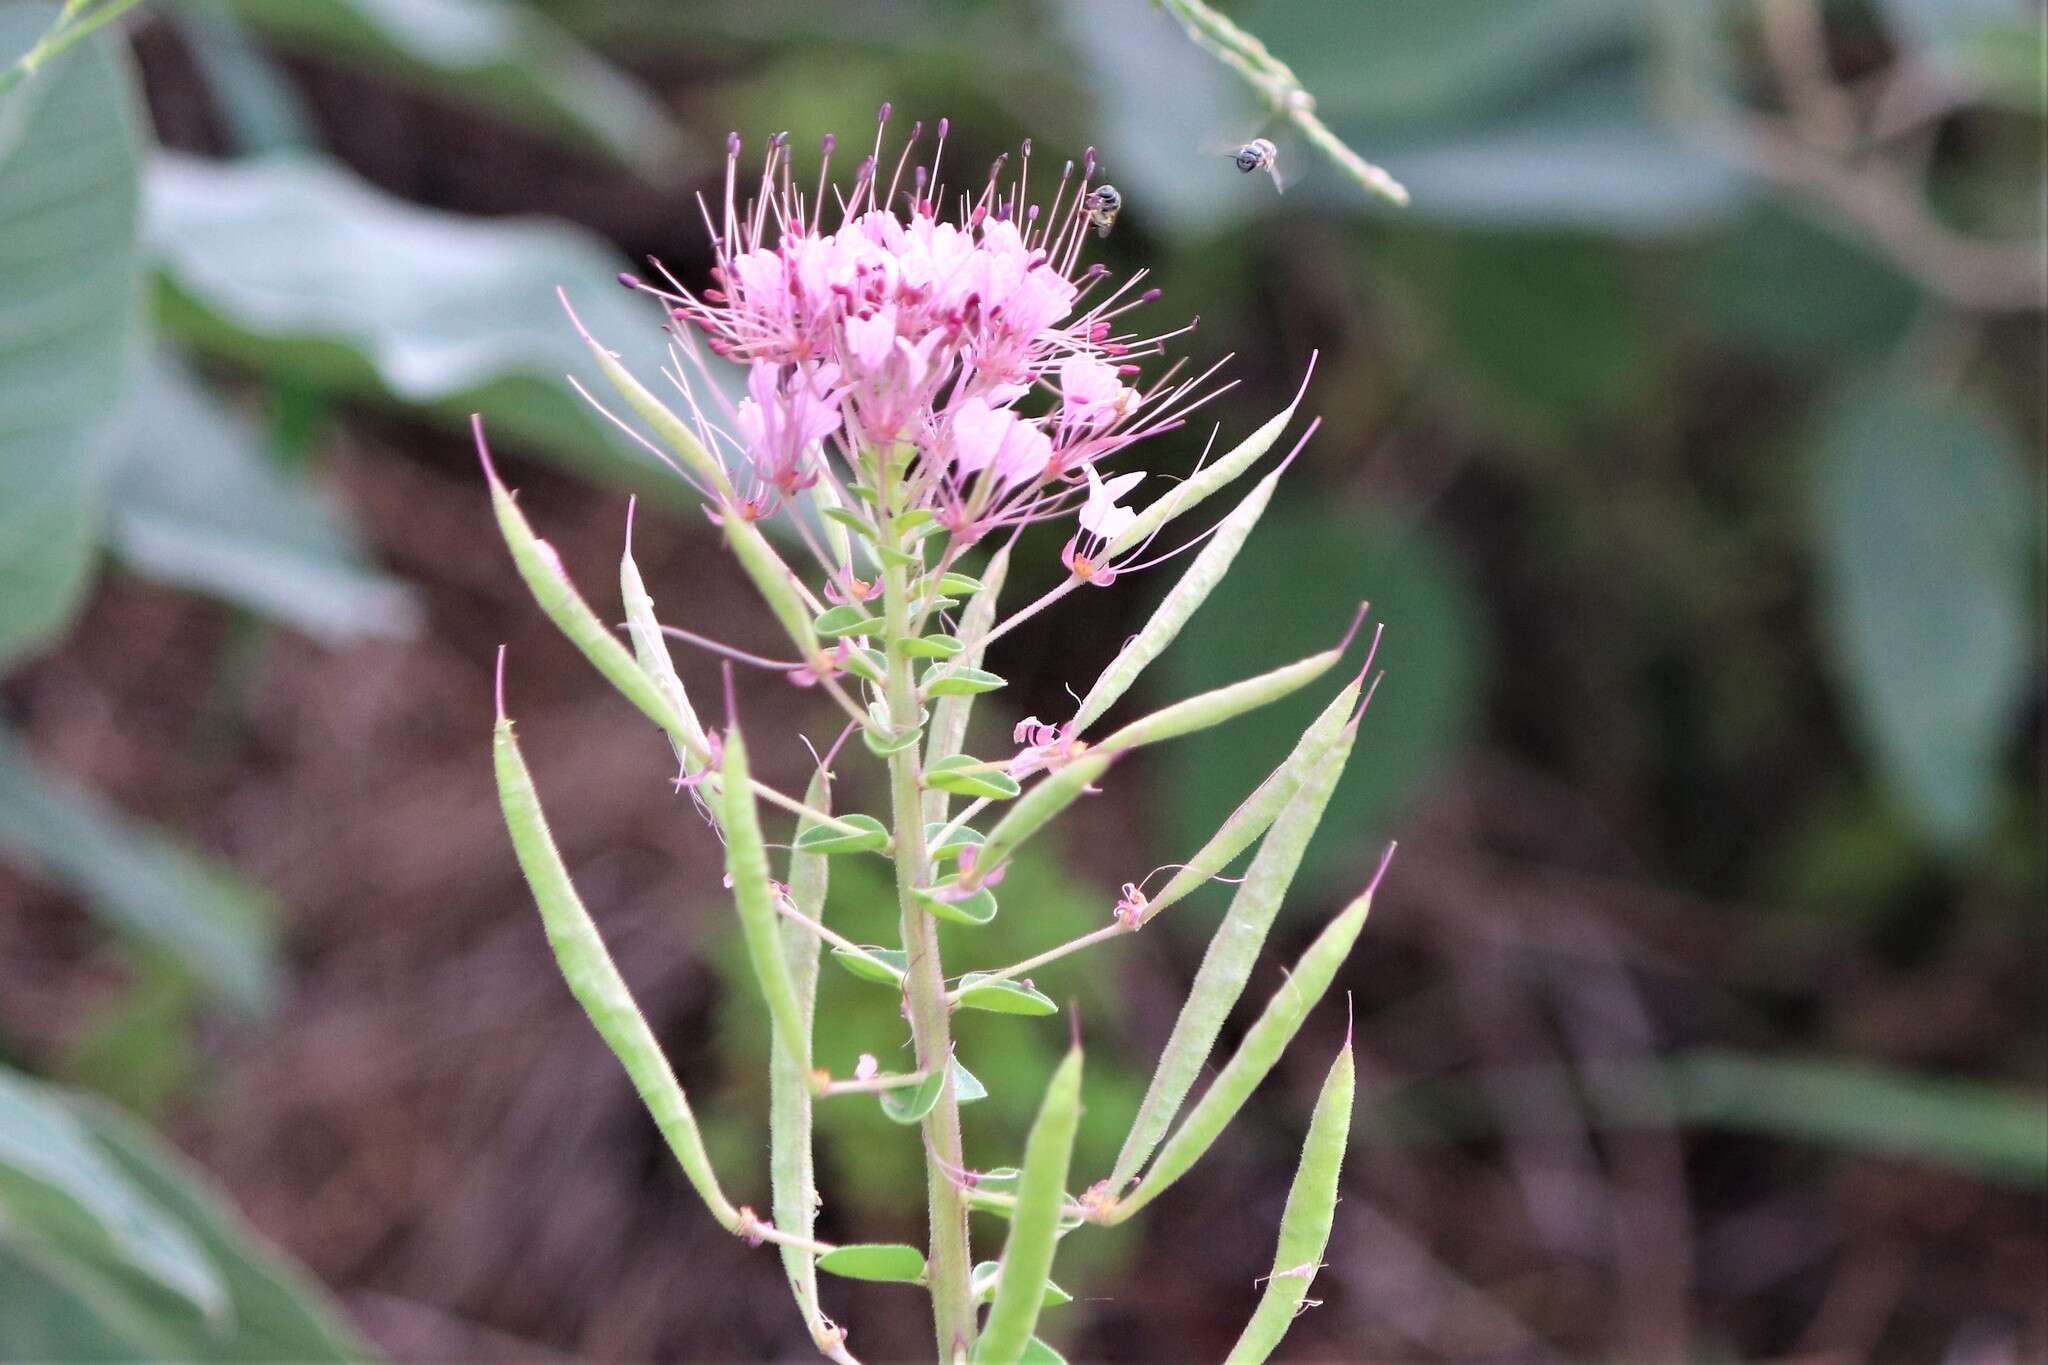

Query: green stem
[881,504,976,1357]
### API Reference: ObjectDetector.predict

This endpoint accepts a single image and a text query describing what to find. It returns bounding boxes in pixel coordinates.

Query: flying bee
[1084,183,1122,238]
[1229,135,1287,193]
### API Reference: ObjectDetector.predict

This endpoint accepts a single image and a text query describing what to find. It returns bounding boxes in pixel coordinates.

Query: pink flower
[732,361,844,503]
[617,110,1238,556]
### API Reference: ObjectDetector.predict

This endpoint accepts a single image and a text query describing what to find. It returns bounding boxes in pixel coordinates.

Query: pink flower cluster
[628,109,1228,551]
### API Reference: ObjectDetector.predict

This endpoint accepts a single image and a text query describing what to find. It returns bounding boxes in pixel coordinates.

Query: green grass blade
[1071,464,1286,737]
[771,771,831,1349]
[1142,677,1360,925]
[1109,870,1383,1222]
[1095,644,1344,754]
[492,704,738,1231]
[720,726,811,1078]
[976,1045,1084,1365]
[1111,716,1362,1186]
[1103,372,1312,562]
[1225,1039,1355,1363]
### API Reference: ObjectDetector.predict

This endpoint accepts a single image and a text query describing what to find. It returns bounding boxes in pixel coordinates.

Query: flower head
[618,108,1232,553]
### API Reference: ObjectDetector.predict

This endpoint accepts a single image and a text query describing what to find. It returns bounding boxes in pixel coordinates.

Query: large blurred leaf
[1237,0,1638,124]
[1690,204,1922,363]
[0,1066,375,1361]
[0,1,146,666]
[1878,0,2043,109]
[1159,500,1483,896]
[0,1068,225,1324]
[0,728,278,1012]
[146,151,691,486]
[1330,65,1751,232]
[228,0,692,178]
[108,350,421,645]
[1384,228,1656,432]
[1812,383,2034,847]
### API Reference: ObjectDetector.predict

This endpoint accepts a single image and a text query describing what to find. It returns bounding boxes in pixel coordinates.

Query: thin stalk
[948,923,1128,998]
[880,487,977,1357]
[821,1071,934,1097]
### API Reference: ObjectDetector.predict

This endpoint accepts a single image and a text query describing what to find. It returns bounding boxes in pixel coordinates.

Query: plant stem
[880,509,976,1357]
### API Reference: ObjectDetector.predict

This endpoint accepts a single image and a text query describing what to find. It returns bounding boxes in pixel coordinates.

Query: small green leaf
[830,945,907,987]
[923,665,1008,697]
[914,881,999,927]
[839,645,887,686]
[878,1069,948,1124]
[877,545,923,569]
[820,505,876,537]
[814,604,886,638]
[971,1262,1072,1307]
[938,571,985,595]
[817,1243,927,1283]
[896,632,965,659]
[923,821,985,864]
[1020,1337,1070,1365]
[956,974,1057,1016]
[791,813,889,856]
[926,756,1022,801]
[862,723,924,758]
[952,1058,989,1105]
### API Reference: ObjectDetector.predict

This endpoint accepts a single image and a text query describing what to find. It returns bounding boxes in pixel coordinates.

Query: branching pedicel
[485,108,1395,1365]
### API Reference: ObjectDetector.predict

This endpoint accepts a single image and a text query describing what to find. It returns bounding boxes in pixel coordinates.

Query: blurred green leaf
[109,350,421,644]
[1877,0,2043,107]
[1162,501,1482,894]
[1690,204,1921,362]
[0,1067,227,1324]
[0,1069,376,1360]
[146,151,697,486]
[228,0,693,177]
[1655,1050,2048,1188]
[1335,65,1751,232]
[816,1242,926,1282]
[0,727,279,1012]
[1386,228,1655,430]
[1812,382,2034,847]
[1238,0,1638,124]
[0,1,145,666]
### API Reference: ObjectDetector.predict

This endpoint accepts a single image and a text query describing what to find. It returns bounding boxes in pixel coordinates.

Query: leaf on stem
[818,1243,927,1283]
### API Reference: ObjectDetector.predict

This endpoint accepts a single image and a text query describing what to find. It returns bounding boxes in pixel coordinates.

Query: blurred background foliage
[0,0,2040,1360]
